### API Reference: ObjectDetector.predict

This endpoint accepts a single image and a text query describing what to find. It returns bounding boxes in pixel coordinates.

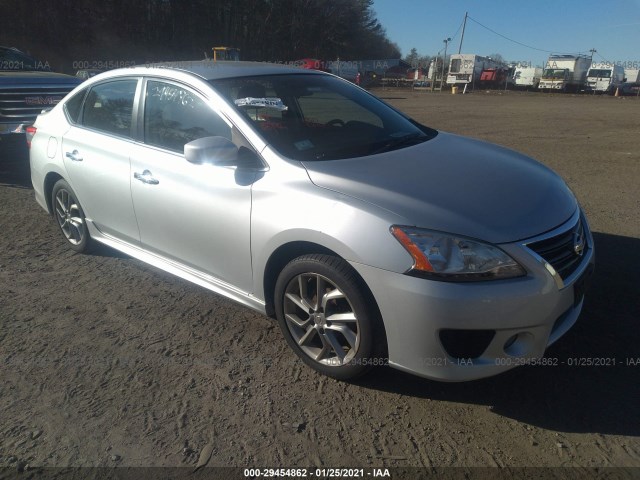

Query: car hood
[302,132,577,244]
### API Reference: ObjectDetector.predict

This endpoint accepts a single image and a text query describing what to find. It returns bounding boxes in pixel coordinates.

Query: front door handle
[65,150,83,162]
[134,170,159,185]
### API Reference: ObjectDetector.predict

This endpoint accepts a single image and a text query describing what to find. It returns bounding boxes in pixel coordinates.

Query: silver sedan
[29,61,594,381]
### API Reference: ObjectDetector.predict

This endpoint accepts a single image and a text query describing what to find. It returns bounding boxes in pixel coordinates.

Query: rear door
[62,78,141,244]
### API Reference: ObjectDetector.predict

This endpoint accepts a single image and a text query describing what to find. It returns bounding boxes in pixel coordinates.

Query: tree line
[2,0,401,72]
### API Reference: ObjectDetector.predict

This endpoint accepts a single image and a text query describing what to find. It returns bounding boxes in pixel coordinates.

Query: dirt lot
[1,90,639,476]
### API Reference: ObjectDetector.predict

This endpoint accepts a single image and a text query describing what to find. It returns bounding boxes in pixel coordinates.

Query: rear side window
[82,80,137,138]
[144,80,231,153]
[64,89,87,124]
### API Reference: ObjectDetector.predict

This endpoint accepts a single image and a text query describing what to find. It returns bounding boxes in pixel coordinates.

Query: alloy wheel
[283,272,360,366]
[54,188,85,246]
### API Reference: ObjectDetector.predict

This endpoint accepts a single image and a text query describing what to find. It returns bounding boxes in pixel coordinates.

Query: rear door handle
[134,169,159,185]
[65,150,83,162]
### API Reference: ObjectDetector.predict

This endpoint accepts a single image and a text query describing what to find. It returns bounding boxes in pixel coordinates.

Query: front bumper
[539,82,565,90]
[351,210,595,381]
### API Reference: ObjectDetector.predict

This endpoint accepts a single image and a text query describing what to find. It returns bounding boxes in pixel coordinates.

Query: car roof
[134,60,322,81]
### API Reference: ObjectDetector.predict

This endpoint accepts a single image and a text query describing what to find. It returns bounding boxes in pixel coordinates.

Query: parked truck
[0,46,81,160]
[212,46,240,61]
[297,58,330,72]
[446,54,503,88]
[620,68,640,96]
[538,54,591,92]
[513,66,542,89]
[623,68,640,84]
[477,66,514,89]
[585,62,625,93]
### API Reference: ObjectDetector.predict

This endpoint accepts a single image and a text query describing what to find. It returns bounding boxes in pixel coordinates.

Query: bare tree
[1,0,400,72]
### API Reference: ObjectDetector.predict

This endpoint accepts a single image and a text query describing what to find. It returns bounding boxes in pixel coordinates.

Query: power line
[449,18,464,42]
[466,15,579,56]
[595,51,612,64]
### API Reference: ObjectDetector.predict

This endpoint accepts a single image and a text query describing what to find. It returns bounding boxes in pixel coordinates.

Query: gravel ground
[0,90,638,475]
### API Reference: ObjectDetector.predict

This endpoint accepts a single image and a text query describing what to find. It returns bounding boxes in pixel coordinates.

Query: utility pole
[589,48,597,95]
[458,12,468,54]
[443,37,451,91]
[430,56,436,92]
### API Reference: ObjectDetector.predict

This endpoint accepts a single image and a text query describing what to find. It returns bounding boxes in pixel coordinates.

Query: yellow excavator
[212,46,240,62]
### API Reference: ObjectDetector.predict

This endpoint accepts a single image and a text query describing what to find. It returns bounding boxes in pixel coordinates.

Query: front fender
[250,180,412,301]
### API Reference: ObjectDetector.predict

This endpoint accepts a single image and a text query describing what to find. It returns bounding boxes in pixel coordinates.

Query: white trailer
[624,68,640,83]
[585,62,625,93]
[539,55,591,92]
[446,54,502,87]
[513,66,542,89]
[325,60,359,83]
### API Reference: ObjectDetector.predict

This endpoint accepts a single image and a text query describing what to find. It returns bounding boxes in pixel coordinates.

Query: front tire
[51,179,92,253]
[274,254,382,380]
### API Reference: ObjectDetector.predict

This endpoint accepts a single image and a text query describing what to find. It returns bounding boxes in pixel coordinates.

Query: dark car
[75,69,103,81]
[0,47,81,161]
[619,82,640,96]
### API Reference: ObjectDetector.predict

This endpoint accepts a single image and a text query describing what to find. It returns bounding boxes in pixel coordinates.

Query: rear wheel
[51,179,92,253]
[274,254,382,380]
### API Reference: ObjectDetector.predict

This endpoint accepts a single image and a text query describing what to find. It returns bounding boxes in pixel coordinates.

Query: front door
[129,79,256,292]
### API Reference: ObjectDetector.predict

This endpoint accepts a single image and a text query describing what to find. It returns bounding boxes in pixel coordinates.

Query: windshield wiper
[370,132,426,155]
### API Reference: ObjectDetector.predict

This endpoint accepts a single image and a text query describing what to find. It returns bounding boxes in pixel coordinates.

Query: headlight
[390,226,526,281]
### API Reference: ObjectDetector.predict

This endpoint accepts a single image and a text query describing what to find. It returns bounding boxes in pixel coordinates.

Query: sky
[372,0,640,67]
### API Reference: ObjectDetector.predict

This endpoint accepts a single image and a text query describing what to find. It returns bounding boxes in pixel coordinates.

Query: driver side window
[144,80,231,153]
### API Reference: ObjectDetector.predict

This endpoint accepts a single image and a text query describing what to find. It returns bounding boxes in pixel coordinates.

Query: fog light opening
[504,335,518,349]
[503,332,534,357]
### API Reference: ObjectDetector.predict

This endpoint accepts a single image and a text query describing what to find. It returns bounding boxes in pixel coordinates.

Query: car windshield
[0,47,49,71]
[543,69,566,79]
[588,69,611,78]
[210,74,436,161]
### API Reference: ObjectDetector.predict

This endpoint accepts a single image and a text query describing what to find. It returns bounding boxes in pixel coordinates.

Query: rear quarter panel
[30,105,71,212]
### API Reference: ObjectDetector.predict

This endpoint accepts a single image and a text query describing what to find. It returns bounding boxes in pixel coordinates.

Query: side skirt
[87,222,267,314]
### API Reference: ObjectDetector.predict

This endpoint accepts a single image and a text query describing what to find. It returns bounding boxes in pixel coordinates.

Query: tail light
[25,125,37,149]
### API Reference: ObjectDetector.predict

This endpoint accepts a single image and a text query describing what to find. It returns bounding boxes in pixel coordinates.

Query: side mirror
[184,136,238,165]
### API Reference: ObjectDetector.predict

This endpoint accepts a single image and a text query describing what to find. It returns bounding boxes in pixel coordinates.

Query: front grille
[527,218,586,280]
[0,86,75,123]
